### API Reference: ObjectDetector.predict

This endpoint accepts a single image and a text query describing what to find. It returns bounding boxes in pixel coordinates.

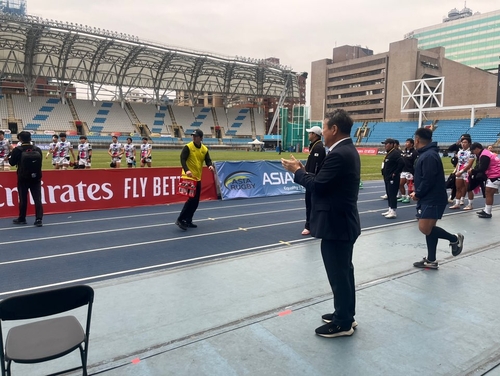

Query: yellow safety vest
[181,141,208,181]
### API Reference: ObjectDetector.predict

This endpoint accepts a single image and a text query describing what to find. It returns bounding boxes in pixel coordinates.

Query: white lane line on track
[0,197,304,231]
[0,207,305,245]
[0,219,307,266]
[0,237,315,297]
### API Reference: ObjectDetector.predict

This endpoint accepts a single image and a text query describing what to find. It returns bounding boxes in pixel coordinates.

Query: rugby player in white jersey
[55,132,76,170]
[45,134,59,169]
[108,135,124,168]
[140,137,152,167]
[76,135,92,169]
[124,137,136,168]
[0,130,12,171]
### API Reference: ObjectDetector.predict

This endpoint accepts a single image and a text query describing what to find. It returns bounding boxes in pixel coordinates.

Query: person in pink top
[470,142,500,218]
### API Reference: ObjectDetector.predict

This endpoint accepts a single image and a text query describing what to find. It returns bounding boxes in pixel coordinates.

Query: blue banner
[214,161,305,200]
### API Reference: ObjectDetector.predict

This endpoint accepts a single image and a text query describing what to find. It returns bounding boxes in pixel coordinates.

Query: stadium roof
[0,12,300,101]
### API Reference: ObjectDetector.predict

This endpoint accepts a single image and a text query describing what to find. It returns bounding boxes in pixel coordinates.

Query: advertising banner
[356,147,378,155]
[0,167,218,218]
[215,160,305,200]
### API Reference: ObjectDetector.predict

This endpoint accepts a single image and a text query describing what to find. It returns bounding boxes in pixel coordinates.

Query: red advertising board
[356,147,379,155]
[0,168,218,218]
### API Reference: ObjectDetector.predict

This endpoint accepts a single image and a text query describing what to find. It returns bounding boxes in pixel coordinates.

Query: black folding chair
[0,285,94,376]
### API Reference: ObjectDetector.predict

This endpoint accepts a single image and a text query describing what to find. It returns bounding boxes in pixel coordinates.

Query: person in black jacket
[410,128,463,269]
[301,126,326,235]
[282,109,360,338]
[381,138,404,218]
[398,138,418,203]
[8,131,44,227]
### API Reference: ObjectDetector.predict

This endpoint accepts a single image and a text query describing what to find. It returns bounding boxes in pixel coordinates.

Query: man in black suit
[282,109,360,338]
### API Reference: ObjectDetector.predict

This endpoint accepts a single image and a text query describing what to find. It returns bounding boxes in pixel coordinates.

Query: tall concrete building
[310,39,499,122]
[405,8,500,73]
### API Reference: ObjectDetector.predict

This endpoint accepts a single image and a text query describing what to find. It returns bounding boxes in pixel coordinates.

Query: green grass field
[41,149,454,181]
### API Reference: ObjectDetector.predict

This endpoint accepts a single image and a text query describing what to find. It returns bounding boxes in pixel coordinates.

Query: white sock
[485,205,492,214]
[468,199,474,206]
[455,199,460,205]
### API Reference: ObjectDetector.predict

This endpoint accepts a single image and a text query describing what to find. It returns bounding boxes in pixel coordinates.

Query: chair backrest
[0,285,94,321]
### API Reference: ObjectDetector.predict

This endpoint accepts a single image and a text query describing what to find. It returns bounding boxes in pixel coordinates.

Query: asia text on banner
[214,160,305,200]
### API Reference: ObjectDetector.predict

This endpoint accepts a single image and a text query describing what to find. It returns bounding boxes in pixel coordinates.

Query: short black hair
[18,131,31,143]
[415,127,432,142]
[59,132,67,138]
[325,109,353,135]
[0,130,4,136]
[79,135,87,140]
[406,138,414,145]
[470,142,483,151]
[52,134,59,139]
[142,137,148,141]
[127,137,132,142]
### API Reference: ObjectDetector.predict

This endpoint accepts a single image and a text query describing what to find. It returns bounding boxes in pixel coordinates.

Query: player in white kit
[76,135,92,169]
[124,137,136,168]
[140,137,152,167]
[45,134,59,169]
[108,135,124,168]
[0,130,12,171]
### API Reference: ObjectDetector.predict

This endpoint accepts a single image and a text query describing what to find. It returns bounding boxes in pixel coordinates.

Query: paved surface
[1,181,499,375]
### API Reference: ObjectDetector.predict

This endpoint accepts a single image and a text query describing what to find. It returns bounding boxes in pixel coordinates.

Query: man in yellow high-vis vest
[176,129,214,230]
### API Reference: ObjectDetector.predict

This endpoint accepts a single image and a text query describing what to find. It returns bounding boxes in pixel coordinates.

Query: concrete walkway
[14,208,500,376]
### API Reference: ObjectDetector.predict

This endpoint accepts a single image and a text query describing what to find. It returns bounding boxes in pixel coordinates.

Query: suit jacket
[294,138,361,241]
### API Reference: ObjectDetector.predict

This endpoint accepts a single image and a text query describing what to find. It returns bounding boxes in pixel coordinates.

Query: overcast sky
[27,0,499,96]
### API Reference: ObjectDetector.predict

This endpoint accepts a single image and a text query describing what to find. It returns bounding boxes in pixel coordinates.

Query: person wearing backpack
[8,131,44,227]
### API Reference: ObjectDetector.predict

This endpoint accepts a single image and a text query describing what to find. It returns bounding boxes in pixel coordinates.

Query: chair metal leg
[79,345,87,376]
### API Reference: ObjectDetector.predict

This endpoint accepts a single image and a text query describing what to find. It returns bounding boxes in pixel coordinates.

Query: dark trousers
[178,180,201,224]
[321,239,356,328]
[385,179,399,209]
[304,190,312,230]
[17,178,43,221]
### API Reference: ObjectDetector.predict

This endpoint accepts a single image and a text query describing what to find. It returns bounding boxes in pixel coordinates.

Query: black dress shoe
[13,218,27,225]
[34,219,43,227]
[186,222,197,228]
[175,220,187,231]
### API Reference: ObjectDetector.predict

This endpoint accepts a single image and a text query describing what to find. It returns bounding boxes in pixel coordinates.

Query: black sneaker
[12,218,27,225]
[321,313,357,328]
[186,222,197,228]
[477,209,487,215]
[478,211,492,218]
[175,220,187,231]
[34,219,43,227]
[413,257,439,269]
[450,233,464,256]
[315,323,354,338]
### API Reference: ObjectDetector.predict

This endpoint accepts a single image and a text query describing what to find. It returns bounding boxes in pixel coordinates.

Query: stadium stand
[467,117,500,144]
[225,108,253,136]
[254,109,265,135]
[0,95,9,125]
[431,119,472,144]
[192,107,215,136]
[171,106,195,134]
[72,99,135,134]
[130,102,171,135]
[11,95,74,132]
[361,121,420,144]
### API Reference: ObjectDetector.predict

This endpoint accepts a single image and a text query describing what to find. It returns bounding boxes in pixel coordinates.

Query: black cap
[192,129,203,138]
[382,138,396,145]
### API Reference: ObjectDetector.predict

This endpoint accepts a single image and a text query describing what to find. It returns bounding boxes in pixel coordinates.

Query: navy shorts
[416,204,446,219]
